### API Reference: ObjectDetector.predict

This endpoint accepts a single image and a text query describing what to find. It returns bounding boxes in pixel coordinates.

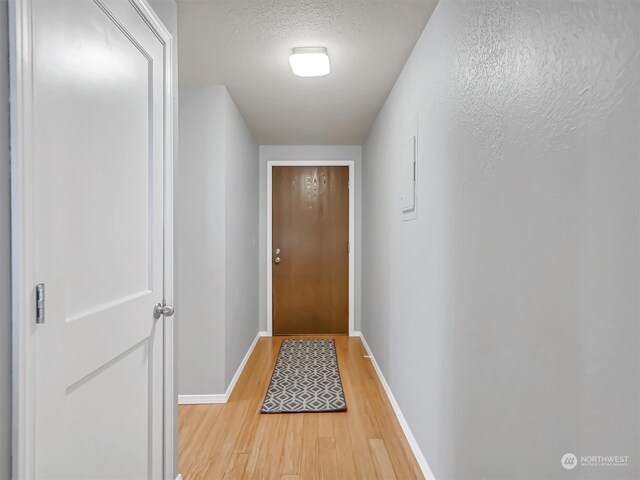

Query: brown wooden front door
[272,166,349,335]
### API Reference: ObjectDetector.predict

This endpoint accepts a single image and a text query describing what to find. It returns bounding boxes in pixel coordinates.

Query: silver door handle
[154,303,175,319]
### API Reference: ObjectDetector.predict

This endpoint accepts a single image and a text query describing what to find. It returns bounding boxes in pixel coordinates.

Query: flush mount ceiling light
[289,47,331,77]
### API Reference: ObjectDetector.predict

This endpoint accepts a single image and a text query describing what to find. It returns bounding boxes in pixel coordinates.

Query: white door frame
[8,0,176,478]
[266,160,355,336]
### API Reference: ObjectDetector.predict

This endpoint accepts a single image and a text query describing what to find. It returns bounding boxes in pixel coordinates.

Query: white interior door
[11,0,171,478]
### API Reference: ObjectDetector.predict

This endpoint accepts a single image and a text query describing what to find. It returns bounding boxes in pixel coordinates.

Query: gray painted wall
[0,1,10,477]
[258,145,362,333]
[224,93,259,386]
[361,1,640,479]
[177,86,227,395]
[178,85,259,396]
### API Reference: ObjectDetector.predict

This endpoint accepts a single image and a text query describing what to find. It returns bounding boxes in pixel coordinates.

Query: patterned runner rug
[261,339,347,413]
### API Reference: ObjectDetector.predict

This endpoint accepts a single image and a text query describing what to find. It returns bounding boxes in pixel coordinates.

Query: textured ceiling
[177,0,439,144]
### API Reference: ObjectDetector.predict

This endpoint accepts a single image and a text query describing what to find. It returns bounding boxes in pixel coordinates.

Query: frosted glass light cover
[289,47,331,77]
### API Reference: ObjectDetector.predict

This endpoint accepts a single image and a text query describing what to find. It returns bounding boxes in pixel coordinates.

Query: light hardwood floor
[178,336,424,480]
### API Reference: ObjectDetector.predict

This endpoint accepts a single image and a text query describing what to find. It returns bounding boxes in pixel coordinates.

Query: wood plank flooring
[179,336,423,480]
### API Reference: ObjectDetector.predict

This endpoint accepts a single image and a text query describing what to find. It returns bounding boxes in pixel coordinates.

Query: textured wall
[0,1,10,477]
[362,1,639,479]
[258,146,362,333]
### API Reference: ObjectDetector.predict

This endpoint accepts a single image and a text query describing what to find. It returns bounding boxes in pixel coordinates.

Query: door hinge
[36,283,45,324]
[348,241,350,253]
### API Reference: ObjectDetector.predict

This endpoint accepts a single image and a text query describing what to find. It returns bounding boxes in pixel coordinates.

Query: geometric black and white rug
[261,339,347,413]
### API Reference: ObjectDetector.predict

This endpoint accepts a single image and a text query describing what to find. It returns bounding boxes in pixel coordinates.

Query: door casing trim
[266,160,355,336]
[9,0,176,477]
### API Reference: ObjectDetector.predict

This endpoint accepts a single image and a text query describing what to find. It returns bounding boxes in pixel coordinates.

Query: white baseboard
[259,330,270,337]
[353,331,437,480]
[178,331,262,405]
[178,393,226,404]
[225,331,262,398]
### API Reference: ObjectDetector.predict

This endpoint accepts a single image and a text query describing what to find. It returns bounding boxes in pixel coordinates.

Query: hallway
[178,337,422,480]
[1,0,638,478]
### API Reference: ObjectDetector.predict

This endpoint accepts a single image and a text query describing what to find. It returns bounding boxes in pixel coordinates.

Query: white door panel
[15,0,169,477]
